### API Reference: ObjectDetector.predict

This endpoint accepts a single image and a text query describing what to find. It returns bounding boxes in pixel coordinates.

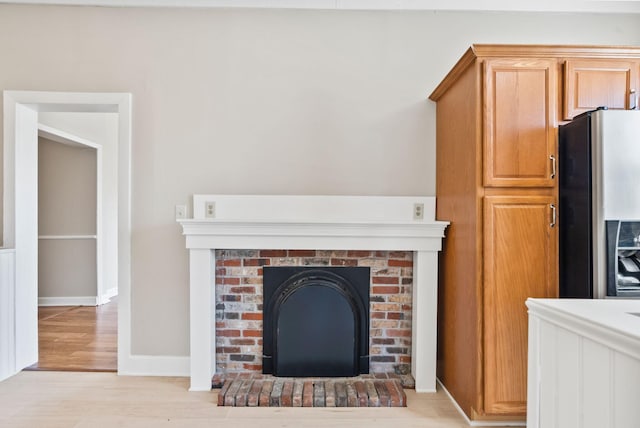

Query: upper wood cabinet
[564,59,640,120]
[484,59,557,187]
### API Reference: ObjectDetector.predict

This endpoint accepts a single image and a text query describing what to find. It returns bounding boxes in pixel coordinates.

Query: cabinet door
[483,195,558,416]
[484,59,557,188]
[564,59,640,120]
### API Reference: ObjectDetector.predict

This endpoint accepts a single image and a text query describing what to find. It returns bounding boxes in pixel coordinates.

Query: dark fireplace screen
[262,266,370,377]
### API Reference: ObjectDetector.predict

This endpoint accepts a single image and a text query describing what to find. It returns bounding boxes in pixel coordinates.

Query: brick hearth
[214,249,413,377]
[215,373,408,407]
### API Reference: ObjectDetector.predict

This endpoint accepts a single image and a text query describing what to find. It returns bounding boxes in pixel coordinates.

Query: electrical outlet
[205,201,216,219]
[413,203,424,220]
[175,205,187,220]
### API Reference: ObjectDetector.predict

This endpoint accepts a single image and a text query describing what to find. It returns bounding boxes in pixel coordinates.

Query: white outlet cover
[413,203,424,220]
[205,201,216,218]
[175,204,187,220]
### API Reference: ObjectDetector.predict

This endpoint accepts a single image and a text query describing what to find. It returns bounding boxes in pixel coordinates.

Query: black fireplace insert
[262,266,370,377]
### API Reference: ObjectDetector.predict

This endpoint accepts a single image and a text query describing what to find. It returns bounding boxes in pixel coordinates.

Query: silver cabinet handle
[550,155,557,179]
[550,204,556,228]
[631,89,638,110]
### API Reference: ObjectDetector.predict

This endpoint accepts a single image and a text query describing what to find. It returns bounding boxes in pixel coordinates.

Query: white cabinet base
[527,299,640,428]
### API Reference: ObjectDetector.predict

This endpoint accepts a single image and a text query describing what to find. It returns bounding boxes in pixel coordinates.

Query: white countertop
[527,298,640,359]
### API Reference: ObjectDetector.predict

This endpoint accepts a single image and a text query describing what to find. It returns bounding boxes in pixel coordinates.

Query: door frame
[3,90,131,374]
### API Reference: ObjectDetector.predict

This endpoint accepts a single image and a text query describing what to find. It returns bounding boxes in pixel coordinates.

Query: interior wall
[39,112,119,298]
[38,138,96,237]
[38,137,97,300]
[0,5,639,356]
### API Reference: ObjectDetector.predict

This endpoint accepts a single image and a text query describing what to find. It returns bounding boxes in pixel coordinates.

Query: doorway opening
[2,91,131,378]
[33,121,115,371]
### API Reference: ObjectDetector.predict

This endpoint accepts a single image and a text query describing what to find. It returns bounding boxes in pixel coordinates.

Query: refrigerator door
[559,113,593,298]
[592,110,640,297]
[595,110,640,220]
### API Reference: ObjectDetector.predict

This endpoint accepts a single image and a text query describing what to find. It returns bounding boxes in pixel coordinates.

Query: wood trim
[429,45,640,102]
[471,408,527,422]
[429,47,477,101]
[471,44,640,59]
[473,62,485,419]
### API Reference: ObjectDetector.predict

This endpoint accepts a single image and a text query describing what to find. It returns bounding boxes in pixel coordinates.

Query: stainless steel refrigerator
[559,108,640,298]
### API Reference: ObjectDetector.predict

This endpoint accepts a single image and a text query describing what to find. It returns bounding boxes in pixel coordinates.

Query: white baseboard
[97,287,118,305]
[118,355,190,378]
[437,379,526,427]
[38,296,98,306]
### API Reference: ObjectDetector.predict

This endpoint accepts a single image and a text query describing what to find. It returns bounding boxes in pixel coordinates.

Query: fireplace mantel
[180,220,447,250]
[179,195,448,392]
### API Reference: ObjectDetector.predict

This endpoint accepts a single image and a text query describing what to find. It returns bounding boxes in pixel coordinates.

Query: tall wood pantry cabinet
[429,45,640,422]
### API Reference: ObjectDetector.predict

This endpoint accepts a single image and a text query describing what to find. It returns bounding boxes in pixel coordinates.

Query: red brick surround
[214,249,413,376]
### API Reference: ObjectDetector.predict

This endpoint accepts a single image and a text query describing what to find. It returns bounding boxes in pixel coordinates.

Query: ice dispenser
[606,221,640,297]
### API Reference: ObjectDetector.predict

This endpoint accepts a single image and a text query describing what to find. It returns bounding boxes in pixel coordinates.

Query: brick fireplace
[215,249,413,376]
[179,195,448,393]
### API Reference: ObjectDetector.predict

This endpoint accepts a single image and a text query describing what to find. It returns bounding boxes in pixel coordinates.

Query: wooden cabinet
[429,44,640,423]
[484,59,557,187]
[483,195,557,414]
[564,59,640,120]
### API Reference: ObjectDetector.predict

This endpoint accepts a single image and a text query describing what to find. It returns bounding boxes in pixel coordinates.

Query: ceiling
[1,0,640,13]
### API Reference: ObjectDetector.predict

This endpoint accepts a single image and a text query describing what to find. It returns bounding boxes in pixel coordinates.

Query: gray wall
[38,137,97,300]
[39,112,120,299]
[1,5,639,356]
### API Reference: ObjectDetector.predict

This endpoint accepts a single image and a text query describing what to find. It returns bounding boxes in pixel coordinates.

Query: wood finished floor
[0,371,496,428]
[27,299,117,372]
[6,302,501,426]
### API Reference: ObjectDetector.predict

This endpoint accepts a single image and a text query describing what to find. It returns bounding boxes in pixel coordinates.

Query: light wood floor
[28,299,117,372]
[6,301,501,427]
[0,371,497,428]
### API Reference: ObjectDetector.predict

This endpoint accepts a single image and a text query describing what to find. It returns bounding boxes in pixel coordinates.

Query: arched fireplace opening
[262,267,370,377]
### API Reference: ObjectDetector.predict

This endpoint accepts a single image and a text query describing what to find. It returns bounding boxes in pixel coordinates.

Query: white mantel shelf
[178,195,448,392]
[180,219,448,250]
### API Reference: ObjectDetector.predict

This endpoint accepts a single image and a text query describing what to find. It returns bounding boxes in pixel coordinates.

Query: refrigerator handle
[550,155,557,179]
[550,204,556,228]
[630,89,637,110]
